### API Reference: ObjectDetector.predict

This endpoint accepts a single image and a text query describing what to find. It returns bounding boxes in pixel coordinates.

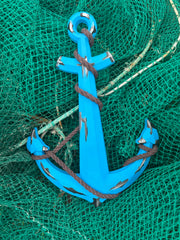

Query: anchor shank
[77,37,109,184]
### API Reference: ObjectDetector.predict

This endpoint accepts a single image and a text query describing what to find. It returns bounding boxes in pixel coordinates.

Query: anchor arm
[91,51,115,71]
[27,128,97,203]
[56,56,80,74]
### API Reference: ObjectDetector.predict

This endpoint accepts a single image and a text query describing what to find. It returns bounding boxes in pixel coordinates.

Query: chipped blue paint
[27,12,159,205]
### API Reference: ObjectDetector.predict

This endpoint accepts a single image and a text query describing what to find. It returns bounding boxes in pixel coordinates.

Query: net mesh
[0,0,180,239]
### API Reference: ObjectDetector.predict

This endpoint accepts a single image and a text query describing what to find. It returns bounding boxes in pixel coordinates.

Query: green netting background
[0,0,180,239]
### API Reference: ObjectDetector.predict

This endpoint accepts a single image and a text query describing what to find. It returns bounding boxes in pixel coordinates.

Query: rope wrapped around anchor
[32,28,158,199]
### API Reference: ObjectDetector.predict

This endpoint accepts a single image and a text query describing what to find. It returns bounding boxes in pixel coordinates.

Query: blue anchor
[27,12,159,207]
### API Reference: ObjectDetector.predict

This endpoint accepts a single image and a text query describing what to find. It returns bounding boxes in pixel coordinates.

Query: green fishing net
[0,0,180,239]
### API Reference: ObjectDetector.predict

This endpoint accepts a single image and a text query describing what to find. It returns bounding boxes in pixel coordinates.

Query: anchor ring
[68,12,97,43]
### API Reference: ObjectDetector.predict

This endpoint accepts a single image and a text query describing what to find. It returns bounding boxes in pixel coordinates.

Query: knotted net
[0,0,179,239]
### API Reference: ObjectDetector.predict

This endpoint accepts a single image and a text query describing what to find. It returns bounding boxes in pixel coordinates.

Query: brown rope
[39,150,120,199]
[81,28,94,47]
[75,83,103,111]
[32,28,158,199]
[74,28,98,79]
[32,126,79,160]
[123,145,158,167]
